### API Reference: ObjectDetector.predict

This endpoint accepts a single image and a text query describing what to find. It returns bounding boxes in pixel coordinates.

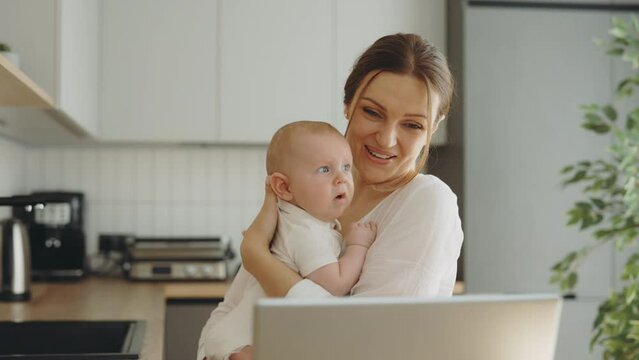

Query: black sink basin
[0,320,145,359]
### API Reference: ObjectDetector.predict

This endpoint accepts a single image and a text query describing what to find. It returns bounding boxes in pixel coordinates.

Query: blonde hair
[266,121,343,175]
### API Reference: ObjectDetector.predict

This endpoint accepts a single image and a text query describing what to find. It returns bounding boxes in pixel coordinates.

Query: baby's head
[267,121,354,222]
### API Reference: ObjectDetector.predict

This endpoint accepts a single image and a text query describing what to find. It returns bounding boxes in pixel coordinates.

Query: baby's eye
[342,164,351,172]
[318,166,330,174]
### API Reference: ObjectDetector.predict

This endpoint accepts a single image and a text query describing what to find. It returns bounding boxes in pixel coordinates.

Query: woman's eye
[405,122,424,130]
[363,107,381,118]
[318,166,330,173]
[342,164,351,172]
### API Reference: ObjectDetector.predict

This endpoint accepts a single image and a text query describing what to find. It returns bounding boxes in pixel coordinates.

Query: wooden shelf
[0,53,54,107]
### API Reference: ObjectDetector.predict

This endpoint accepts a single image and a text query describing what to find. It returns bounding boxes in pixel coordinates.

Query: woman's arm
[197,268,252,360]
[240,179,302,297]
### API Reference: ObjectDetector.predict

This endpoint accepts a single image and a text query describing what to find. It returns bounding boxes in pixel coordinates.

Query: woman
[200,33,463,360]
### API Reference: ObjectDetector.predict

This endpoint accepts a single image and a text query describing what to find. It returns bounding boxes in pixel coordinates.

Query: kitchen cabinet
[464,3,622,358]
[217,0,449,145]
[217,0,333,143]
[335,0,448,145]
[100,0,218,142]
[464,1,614,297]
[0,0,100,141]
[165,300,218,360]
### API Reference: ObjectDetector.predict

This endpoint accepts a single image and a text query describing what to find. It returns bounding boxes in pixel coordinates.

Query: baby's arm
[305,222,376,296]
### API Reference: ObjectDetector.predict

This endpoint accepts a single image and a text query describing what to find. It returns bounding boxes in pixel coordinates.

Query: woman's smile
[346,72,436,186]
[364,145,396,163]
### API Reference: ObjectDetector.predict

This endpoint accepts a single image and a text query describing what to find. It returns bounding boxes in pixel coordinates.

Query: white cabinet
[464,5,614,296]
[335,0,447,144]
[57,0,100,136]
[0,0,100,140]
[100,0,218,142]
[0,1,449,145]
[217,0,448,144]
[217,0,333,143]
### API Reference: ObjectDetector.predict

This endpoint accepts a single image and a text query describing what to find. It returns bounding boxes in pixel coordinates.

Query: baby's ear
[269,172,294,201]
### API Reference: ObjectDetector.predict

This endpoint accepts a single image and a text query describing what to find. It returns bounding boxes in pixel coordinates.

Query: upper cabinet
[0,0,99,142]
[100,0,218,142]
[0,0,447,145]
[218,0,448,144]
[218,0,333,143]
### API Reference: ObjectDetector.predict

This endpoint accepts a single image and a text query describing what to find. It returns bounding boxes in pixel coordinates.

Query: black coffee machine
[12,192,85,280]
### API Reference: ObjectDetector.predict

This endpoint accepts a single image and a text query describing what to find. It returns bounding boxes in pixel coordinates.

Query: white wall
[21,145,267,256]
[0,137,26,218]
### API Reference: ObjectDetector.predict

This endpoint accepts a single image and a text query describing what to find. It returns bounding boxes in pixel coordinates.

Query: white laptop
[253,294,562,360]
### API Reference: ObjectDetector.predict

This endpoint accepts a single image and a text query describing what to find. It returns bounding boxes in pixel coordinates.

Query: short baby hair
[266,121,343,175]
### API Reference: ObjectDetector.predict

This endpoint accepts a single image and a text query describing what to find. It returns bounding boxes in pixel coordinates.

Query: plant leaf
[602,105,618,121]
[607,48,625,56]
[627,109,639,130]
[564,170,587,186]
[610,27,627,39]
[583,122,611,134]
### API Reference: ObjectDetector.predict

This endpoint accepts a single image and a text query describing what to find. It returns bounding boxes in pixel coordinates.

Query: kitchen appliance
[0,195,47,301]
[124,237,234,281]
[12,191,86,280]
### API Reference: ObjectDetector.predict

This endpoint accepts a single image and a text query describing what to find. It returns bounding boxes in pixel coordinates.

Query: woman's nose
[376,123,397,148]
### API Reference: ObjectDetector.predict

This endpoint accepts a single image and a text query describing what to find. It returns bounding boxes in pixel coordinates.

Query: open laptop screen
[254,294,562,360]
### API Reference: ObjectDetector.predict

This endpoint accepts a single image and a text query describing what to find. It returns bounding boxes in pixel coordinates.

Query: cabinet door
[101,0,218,142]
[336,0,447,144]
[58,0,100,136]
[464,5,613,297]
[218,0,333,143]
[0,0,56,99]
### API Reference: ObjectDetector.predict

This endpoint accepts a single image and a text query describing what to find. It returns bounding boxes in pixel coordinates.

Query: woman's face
[346,72,440,186]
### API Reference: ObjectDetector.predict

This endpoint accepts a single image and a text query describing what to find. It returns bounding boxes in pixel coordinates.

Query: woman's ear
[269,172,294,201]
[429,115,445,138]
[343,104,350,120]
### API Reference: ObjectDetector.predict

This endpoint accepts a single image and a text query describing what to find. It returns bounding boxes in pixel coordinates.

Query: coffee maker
[13,192,86,280]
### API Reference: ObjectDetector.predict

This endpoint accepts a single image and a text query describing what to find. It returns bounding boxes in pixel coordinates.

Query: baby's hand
[345,222,377,249]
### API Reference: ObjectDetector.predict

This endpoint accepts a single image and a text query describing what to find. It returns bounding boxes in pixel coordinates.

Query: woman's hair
[343,33,454,189]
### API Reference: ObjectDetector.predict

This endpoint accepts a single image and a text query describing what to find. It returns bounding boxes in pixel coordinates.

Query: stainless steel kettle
[0,195,46,301]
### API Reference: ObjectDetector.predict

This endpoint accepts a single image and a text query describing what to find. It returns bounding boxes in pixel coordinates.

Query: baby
[199,121,377,360]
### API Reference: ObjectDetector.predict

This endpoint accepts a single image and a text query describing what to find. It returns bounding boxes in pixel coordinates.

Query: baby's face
[286,133,354,222]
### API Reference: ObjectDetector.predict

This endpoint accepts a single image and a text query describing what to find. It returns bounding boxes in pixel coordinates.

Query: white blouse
[289,174,463,298]
[197,174,463,359]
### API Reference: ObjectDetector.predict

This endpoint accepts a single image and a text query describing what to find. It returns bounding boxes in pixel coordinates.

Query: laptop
[253,294,562,360]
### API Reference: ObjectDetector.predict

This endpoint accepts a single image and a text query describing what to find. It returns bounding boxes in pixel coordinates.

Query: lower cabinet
[165,299,220,360]
[556,299,604,360]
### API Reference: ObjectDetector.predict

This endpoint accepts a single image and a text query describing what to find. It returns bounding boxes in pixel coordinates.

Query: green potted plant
[0,42,20,68]
[551,16,639,359]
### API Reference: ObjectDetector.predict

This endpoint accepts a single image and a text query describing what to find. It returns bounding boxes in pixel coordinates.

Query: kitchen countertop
[0,278,170,359]
[0,278,464,359]
[164,280,465,299]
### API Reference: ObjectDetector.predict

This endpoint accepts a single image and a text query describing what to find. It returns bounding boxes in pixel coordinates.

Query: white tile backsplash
[21,145,267,255]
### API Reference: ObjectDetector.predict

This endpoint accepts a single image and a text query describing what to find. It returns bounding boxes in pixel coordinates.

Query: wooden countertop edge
[163,281,466,299]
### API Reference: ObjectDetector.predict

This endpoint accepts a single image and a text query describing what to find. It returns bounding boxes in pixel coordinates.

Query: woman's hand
[240,176,304,297]
[229,346,253,360]
[240,177,279,268]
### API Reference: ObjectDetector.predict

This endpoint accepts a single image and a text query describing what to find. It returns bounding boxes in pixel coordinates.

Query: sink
[0,320,145,359]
